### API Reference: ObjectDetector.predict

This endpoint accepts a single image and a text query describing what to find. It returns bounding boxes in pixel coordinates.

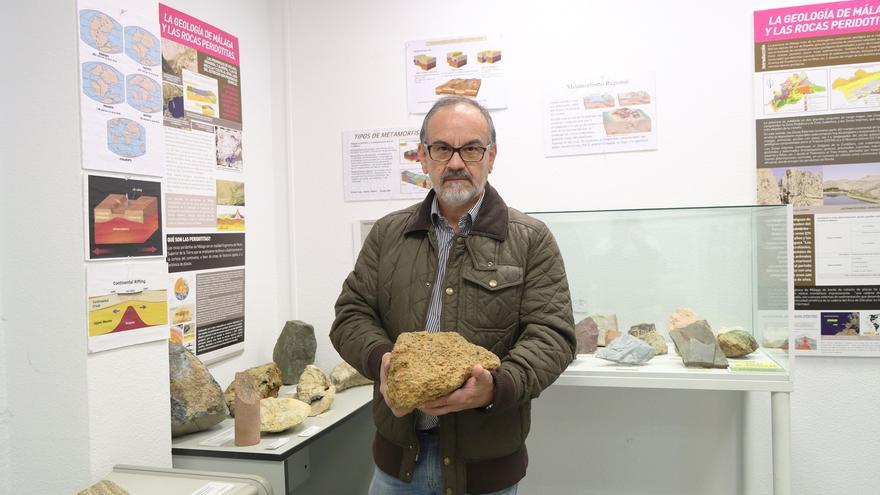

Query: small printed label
[297,425,323,437]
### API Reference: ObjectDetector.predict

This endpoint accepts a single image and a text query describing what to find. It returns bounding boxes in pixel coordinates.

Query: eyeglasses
[424,143,493,162]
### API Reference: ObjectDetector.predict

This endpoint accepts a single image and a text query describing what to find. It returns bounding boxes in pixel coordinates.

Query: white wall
[0,0,289,493]
[287,1,880,494]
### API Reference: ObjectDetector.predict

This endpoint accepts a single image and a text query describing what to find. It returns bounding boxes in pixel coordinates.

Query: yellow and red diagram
[477,50,501,63]
[88,290,167,336]
[93,194,159,244]
[413,54,436,71]
[447,51,467,68]
[401,170,432,190]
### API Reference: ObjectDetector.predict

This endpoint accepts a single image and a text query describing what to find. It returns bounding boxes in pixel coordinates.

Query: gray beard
[436,180,485,207]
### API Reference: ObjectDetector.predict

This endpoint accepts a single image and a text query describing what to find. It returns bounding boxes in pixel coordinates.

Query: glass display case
[530,204,793,387]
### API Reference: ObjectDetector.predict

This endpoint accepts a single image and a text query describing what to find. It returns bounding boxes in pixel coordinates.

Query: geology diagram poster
[87,261,168,353]
[406,35,507,114]
[543,73,657,157]
[342,127,427,201]
[754,0,880,357]
[76,0,165,177]
[86,174,164,260]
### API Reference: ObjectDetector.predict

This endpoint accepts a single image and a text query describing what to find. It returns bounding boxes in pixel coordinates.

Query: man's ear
[418,143,429,173]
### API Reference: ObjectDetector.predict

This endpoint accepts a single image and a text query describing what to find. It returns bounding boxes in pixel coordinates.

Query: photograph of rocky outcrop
[822,163,880,205]
[756,167,823,206]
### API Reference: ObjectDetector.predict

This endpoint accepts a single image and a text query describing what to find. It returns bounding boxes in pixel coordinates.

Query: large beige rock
[260,397,311,432]
[386,331,500,410]
[297,364,335,416]
[224,362,283,416]
[78,480,129,495]
[169,343,228,437]
[330,361,373,391]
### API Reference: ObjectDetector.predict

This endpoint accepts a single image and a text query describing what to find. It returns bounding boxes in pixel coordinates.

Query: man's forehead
[425,105,489,142]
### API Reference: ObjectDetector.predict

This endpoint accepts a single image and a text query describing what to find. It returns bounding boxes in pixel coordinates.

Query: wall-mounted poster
[406,35,507,114]
[87,261,168,352]
[76,0,165,177]
[86,174,164,260]
[342,127,428,201]
[754,0,880,357]
[543,73,657,157]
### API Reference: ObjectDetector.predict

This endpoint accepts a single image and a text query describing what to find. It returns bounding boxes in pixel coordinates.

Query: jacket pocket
[461,264,523,332]
[456,407,524,461]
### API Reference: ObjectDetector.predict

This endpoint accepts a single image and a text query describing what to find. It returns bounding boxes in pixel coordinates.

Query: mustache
[442,170,473,182]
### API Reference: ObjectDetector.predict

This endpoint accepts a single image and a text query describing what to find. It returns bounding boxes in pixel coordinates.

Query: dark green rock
[273,320,317,384]
[717,328,759,358]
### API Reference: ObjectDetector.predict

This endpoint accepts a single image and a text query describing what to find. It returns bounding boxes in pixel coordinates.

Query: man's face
[418,104,496,209]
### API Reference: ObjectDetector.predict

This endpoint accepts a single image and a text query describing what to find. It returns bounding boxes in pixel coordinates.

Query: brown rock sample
[604,328,622,345]
[233,372,261,446]
[717,328,759,358]
[574,316,599,353]
[260,397,311,432]
[386,331,500,410]
[78,480,129,495]
[169,342,228,437]
[629,323,668,355]
[591,314,619,346]
[669,320,728,369]
[330,361,373,391]
[224,362,282,416]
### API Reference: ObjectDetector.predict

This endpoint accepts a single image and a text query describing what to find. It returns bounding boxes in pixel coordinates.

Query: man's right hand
[380,352,413,417]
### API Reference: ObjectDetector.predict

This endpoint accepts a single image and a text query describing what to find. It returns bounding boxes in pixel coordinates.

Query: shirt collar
[430,191,485,233]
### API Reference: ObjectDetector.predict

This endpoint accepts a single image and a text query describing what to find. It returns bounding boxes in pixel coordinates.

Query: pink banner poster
[755,1,880,43]
[159,4,241,125]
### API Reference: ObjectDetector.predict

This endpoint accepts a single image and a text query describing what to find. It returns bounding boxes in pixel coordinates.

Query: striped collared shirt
[417,192,485,429]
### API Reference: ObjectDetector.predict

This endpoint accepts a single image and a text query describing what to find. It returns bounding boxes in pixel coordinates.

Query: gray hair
[419,96,496,145]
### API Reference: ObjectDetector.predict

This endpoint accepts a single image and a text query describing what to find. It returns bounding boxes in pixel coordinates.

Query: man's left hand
[418,364,494,416]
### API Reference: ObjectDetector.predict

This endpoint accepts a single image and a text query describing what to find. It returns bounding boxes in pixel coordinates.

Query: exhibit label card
[342,127,430,202]
[543,73,657,157]
[405,35,507,114]
[87,261,168,353]
[754,0,880,357]
[76,0,165,176]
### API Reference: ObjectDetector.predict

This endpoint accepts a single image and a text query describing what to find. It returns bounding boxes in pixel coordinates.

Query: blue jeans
[368,430,518,495]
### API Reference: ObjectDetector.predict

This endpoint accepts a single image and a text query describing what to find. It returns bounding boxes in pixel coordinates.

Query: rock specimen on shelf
[169,342,229,437]
[574,316,599,353]
[588,313,619,346]
[595,333,656,365]
[668,308,698,331]
[387,331,500,410]
[78,479,129,495]
[273,320,317,385]
[233,372,261,446]
[330,361,373,392]
[604,328,622,345]
[224,362,282,416]
[297,364,336,416]
[717,328,759,358]
[669,320,729,369]
[261,397,311,432]
[629,323,668,355]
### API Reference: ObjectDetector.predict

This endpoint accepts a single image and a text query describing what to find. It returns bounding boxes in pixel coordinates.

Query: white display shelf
[558,346,792,392]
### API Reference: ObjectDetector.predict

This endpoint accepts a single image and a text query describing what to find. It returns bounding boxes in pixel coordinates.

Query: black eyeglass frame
[422,142,495,163]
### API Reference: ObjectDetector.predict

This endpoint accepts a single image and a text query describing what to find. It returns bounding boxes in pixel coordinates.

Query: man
[331,96,576,495]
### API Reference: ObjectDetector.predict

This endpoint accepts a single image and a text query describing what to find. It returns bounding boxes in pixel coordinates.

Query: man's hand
[418,364,494,416]
[380,352,414,417]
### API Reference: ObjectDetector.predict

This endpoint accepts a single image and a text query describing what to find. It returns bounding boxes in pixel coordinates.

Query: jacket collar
[404,183,508,241]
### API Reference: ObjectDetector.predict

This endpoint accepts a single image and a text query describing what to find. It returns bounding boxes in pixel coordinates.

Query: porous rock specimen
[330,361,373,391]
[273,320,317,384]
[629,323,668,355]
[669,320,729,369]
[78,480,129,495]
[169,342,228,437]
[717,328,759,358]
[233,372,261,446]
[574,316,599,353]
[595,333,656,365]
[386,331,500,410]
[260,397,311,432]
[224,362,282,416]
[297,364,336,416]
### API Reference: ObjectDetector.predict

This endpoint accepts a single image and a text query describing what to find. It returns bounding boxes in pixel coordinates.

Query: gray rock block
[273,320,317,384]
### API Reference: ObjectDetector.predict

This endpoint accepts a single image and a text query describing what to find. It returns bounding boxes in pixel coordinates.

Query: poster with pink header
[754,1,880,357]
[160,4,246,363]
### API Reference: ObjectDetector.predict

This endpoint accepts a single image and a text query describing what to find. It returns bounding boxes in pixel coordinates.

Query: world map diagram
[80,9,162,158]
